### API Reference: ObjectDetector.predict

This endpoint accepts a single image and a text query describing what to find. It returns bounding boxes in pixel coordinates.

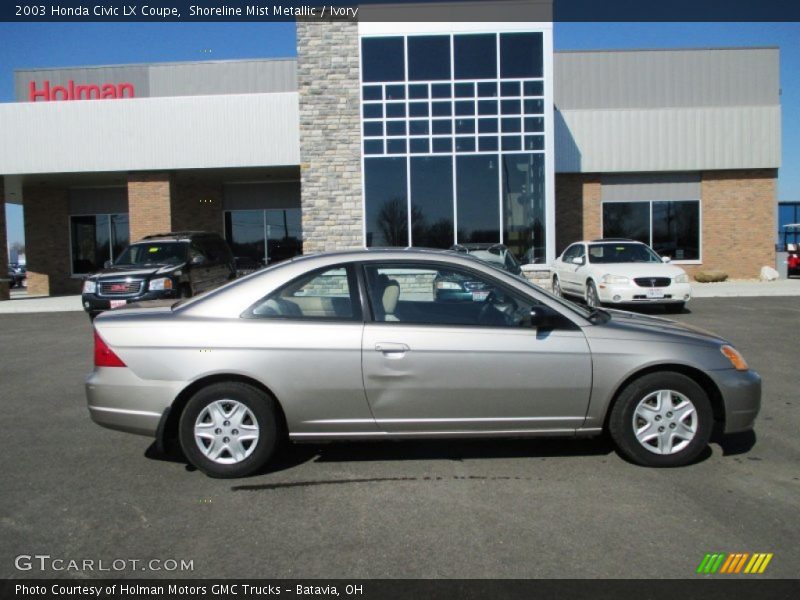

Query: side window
[245,265,361,321]
[563,244,584,263]
[364,263,538,328]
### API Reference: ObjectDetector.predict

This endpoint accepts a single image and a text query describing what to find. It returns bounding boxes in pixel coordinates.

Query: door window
[364,263,537,328]
[245,265,361,322]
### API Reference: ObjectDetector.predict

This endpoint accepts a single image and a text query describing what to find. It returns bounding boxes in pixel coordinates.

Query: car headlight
[675,273,689,284]
[435,281,462,290]
[148,277,174,291]
[82,280,96,294]
[720,345,749,371]
[601,274,630,285]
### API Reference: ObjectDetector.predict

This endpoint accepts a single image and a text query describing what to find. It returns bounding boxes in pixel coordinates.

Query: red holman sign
[29,80,135,101]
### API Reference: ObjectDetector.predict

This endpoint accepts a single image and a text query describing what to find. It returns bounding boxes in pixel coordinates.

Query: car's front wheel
[179,382,281,478]
[552,276,562,298]
[608,372,713,467]
[586,280,600,308]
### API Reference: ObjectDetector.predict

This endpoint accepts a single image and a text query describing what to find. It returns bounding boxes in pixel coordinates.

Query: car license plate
[472,290,490,301]
[109,299,127,309]
[646,289,665,299]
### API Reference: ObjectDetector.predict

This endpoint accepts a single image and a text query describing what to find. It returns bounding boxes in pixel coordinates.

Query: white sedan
[552,239,692,313]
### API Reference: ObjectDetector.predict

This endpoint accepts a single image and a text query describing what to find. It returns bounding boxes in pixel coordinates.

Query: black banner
[2,579,800,600]
[2,0,800,23]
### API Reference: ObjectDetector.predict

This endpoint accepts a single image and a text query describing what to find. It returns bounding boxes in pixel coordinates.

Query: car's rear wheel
[179,382,281,478]
[609,372,713,467]
[552,276,562,298]
[586,281,600,308]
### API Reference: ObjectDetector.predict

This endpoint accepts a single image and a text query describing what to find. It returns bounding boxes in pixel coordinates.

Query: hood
[594,309,728,345]
[590,262,687,279]
[88,263,184,280]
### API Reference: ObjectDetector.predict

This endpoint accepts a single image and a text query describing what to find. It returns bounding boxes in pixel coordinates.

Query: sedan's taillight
[94,330,126,368]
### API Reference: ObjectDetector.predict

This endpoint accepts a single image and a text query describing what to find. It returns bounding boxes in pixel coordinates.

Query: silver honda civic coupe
[86,249,760,477]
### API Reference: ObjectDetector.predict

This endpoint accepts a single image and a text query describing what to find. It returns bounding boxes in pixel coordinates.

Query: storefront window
[224,209,302,268]
[503,154,546,263]
[70,213,129,274]
[602,200,700,261]
[365,157,408,247]
[360,29,548,260]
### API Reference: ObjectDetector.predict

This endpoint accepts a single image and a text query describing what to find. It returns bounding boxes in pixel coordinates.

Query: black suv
[82,232,235,319]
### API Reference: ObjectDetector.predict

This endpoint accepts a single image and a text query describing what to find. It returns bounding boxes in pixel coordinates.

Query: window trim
[600,199,702,265]
[241,263,364,323]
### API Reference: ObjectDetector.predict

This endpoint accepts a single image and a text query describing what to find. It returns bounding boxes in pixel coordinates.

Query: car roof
[136,231,222,243]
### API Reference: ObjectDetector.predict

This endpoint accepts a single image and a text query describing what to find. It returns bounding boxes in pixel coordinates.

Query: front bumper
[82,289,180,315]
[86,367,183,437]
[708,368,762,434]
[597,282,692,305]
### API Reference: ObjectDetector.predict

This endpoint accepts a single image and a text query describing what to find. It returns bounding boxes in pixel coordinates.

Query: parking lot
[0,297,798,579]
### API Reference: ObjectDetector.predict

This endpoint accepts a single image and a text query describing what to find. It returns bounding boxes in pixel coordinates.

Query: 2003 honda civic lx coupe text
[86,249,760,477]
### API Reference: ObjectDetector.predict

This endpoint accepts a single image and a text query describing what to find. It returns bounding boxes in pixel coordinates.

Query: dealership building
[0,18,781,300]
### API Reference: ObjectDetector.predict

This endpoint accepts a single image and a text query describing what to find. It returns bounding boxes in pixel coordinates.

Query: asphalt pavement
[0,298,798,579]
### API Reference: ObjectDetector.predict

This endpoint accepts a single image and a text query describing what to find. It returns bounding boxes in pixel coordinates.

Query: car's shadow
[146,436,617,476]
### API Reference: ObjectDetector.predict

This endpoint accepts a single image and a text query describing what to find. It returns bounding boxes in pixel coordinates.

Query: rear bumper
[708,368,762,434]
[85,367,182,437]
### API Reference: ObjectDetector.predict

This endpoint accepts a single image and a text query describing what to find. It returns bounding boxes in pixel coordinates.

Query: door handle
[375,342,410,354]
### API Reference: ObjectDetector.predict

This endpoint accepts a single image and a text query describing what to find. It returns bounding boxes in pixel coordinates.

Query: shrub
[694,270,728,283]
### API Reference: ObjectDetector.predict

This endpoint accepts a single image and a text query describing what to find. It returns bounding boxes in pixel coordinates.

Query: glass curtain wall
[224,209,302,268]
[70,214,129,274]
[361,31,548,261]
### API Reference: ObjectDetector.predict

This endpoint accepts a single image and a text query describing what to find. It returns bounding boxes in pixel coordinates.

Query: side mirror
[191,255,206,266]
[103,260,113,269]
[530,305,563,330]
[571,256,584,266]
[661,256,671,263]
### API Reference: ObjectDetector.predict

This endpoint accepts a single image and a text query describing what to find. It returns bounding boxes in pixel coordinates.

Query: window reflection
[365,157,408,247]
[411,157,454,248]
[502,154,545,263]
[457,155,499,243]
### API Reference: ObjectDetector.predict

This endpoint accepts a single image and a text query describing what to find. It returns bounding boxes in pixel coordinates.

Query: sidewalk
[0,289,83,313]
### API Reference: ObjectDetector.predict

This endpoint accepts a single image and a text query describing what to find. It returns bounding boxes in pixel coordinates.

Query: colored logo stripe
[698,552,773,574]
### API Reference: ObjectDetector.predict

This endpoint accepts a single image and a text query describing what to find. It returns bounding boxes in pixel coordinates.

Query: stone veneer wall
[296,20,364,253]
[0,178,8,300]
[23,185,78,296]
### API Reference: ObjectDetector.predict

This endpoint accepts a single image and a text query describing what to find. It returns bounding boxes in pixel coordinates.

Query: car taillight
[94,330,126,368]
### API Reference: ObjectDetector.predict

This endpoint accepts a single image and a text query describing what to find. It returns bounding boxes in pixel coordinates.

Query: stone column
[297,20,364,253]
[23,185,75,296]
[128,172,173,242]
[0,177,8,300]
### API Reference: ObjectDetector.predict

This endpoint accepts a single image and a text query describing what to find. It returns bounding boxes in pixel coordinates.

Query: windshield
[588,243,662,264]
[115,242,188,266]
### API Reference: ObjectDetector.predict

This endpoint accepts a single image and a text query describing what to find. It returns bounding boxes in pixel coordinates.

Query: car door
[242,263,376,436]
[360,262,592,434]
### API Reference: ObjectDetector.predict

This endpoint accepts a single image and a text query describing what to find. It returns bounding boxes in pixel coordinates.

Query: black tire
[552,276,562,298]
[179,382,281,478]
[608,372,713,467]
[664,302,685,314]
[586,280,600,308]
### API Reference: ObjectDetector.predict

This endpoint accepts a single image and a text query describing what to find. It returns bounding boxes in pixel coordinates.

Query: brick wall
[128,172,173,242]
[172,181,224,235]
[555,170,776,279]
[0,178,8,300]
[23,186,77,296]
[692,169,777,279]
[554,173,601,254]
[297,21,364,253]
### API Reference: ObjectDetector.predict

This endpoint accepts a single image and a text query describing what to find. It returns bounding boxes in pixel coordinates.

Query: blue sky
[2,21,798,246]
